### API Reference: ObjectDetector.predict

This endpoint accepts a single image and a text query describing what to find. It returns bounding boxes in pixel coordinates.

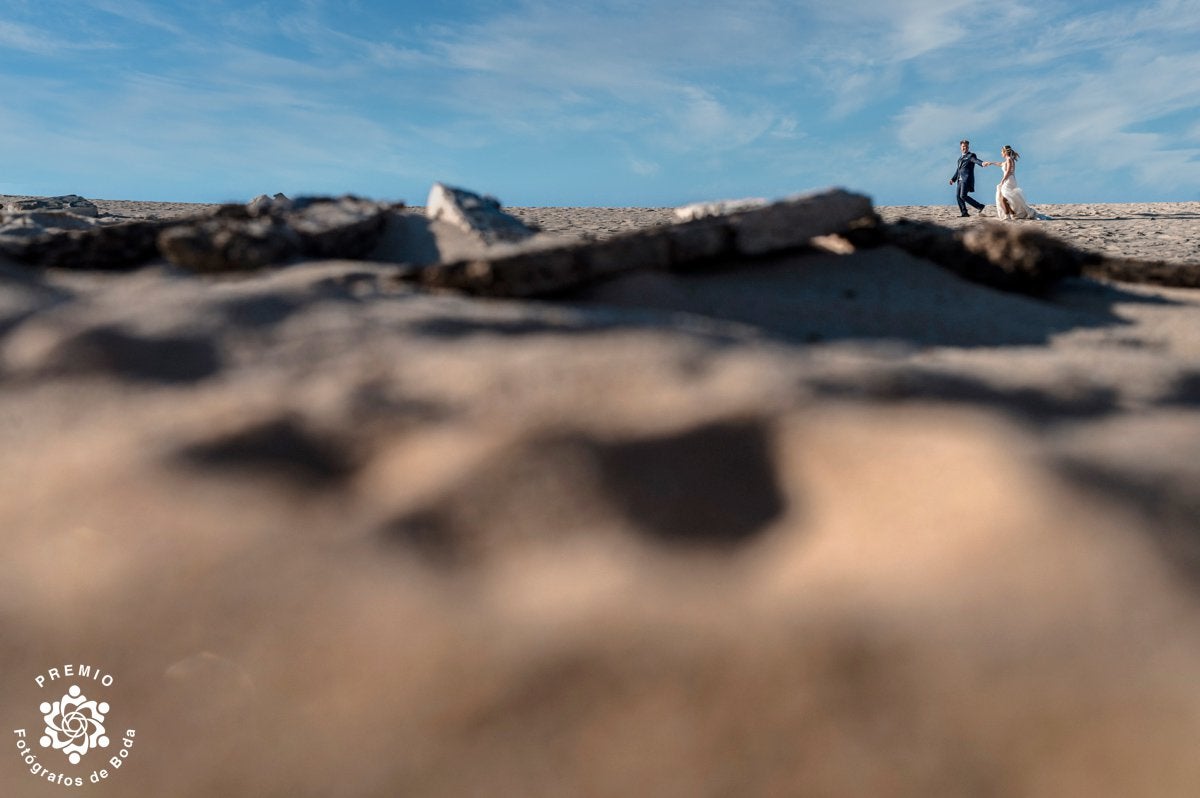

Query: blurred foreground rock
[2,187,1200,796]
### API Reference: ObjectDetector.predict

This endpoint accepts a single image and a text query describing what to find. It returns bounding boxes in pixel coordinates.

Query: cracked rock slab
[419,188,876,297]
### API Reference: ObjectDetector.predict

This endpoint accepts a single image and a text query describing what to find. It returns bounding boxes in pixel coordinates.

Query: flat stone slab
[419,188,877,297]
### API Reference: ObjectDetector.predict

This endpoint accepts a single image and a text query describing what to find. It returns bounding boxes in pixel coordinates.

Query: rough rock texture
[0,213,169,271]
[157,196,394,271]
[157,213,299,272]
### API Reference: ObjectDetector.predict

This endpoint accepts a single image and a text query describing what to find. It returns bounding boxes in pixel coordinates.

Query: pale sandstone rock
[247,192,292,216]
[426,182,538,244]
[674,197,767,221]
[729,188,875,257]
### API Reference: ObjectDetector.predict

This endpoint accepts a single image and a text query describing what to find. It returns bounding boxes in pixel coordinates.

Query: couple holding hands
[950,139,1041,220]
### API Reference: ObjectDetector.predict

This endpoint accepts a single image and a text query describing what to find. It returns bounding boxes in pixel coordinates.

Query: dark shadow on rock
[15,220,168,271]
[367,212,442,265]
[345,381,455,426]
[383,510,461,568]
[218,294,304,327]
[809,370,1121,426]
[175,416,357,487]
[882,219,1085,295]
[1165,372,1200,407]
[406,303,756,344]
[1054,459,1200,586]
[1048,276,1183,309]
[381,419,786,566]
[0,263,75,337]
[39,324,221,383]
[570,249,1139,349]
[1084,257,1200,289]
[591,419,785,546]
[408,315,626,339]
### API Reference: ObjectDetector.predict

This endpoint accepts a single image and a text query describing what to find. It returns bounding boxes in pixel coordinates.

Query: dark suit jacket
[951,151,985,193]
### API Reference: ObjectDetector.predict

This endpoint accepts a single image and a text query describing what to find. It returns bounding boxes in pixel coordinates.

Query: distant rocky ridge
[1,185,1198,296]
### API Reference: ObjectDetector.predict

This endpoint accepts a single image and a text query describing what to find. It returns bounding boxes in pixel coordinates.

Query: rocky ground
[2,189,1200,796]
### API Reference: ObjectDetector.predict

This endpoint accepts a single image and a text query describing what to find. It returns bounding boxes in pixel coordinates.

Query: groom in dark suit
[949,139,986,216]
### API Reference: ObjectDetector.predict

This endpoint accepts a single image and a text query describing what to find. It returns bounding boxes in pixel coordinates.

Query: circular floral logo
[39,685,110,765]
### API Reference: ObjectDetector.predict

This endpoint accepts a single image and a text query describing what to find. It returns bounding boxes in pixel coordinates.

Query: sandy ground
[2,192,1200,796]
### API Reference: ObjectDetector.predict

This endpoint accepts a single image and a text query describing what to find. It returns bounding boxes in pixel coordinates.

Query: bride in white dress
[982,145,1038,220]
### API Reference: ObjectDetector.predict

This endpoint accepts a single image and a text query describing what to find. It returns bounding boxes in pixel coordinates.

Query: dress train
[995,176,1037,220]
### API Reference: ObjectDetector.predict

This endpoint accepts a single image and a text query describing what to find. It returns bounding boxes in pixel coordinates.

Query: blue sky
[2,0,1199,206]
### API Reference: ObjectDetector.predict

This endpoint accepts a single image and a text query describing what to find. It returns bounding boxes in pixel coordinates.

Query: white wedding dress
[995,160,1037,220]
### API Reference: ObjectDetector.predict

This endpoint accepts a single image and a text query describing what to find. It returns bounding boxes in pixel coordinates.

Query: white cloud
[880,0,1200,200]
[7,0,1200,204]
[770,117,803,140]
[82,0,185,35]
[890,1,973,60]
[0,20,87,55]
[894,102,1000,152]
[628,157,661,177]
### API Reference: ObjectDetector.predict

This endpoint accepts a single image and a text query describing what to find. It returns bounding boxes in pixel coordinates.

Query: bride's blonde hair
[1002,145,1020,160]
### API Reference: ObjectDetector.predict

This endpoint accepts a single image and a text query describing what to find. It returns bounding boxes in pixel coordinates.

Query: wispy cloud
[5,0,1199,204]
[887,0,1200,200]
[628,157,661,177]
[0,19,104,55]
[82,0,185,35]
